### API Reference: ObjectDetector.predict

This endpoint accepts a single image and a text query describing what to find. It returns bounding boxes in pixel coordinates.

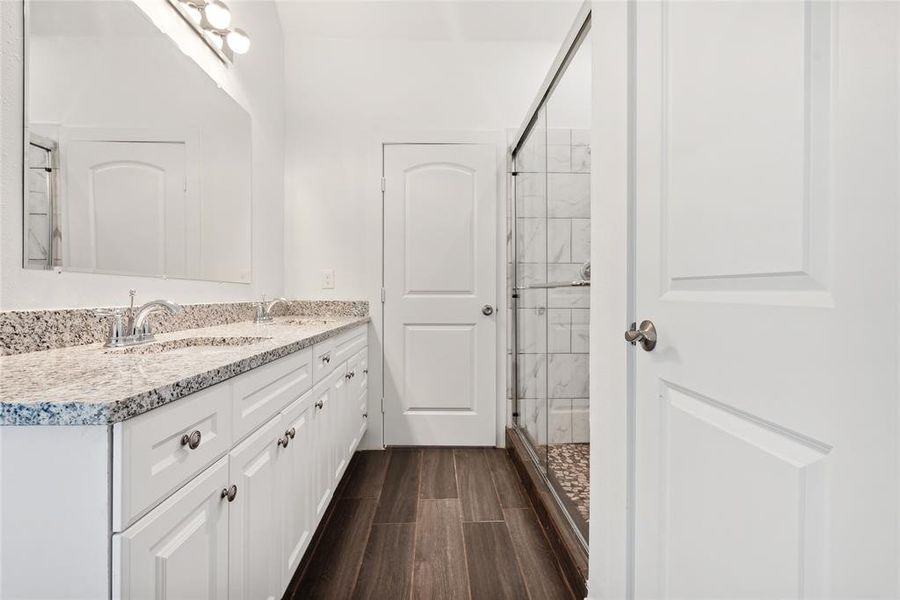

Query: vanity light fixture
[167,0,251,63]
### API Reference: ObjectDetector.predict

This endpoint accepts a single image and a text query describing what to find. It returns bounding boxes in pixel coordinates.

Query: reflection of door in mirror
[64,140,192,279]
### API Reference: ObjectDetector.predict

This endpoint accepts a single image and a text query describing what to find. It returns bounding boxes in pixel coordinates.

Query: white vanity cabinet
[112,456,231,600]
[106,324,368,600]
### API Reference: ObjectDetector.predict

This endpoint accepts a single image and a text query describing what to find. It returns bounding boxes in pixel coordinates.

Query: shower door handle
[482,304,495,316]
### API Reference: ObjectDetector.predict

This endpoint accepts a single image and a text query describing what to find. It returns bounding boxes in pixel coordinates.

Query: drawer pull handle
[277,435,290,448]
[363,412,368,418]
[345,372,352,380]
[322,355,331,364]
[363,369,368,374]
[287,427,296,439]
[181,430,202,450]
[221,485,238,502]
[315,400,324,410]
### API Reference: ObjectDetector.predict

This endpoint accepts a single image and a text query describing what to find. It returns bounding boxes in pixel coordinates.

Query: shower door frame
[509,0,592,553]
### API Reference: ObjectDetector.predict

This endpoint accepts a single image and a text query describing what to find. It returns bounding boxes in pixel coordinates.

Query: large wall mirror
[24,0,252,283]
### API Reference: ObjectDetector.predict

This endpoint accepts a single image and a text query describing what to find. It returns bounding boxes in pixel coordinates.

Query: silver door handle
[625,320,657,351]
[482,304,494,316]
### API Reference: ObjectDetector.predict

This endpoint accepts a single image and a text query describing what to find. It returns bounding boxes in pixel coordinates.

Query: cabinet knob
[277,435,290,448]
[363,369,368,375]
[363,412,368,418]
[322,355,331,364]
[221,485,237,502]
[345,372,352,380]
[315,400,324,410]
[286,427,296,439]
[181,430,202,450]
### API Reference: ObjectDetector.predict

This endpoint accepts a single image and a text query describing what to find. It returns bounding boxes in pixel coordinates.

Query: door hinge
[380,177,386,192]
[380,287,385,303]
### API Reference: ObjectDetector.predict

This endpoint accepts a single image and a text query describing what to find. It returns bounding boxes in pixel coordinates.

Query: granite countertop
[0,316,369,426]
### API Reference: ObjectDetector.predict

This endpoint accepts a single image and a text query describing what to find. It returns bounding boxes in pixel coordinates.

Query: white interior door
[383,143,498,446]
[64,140,186,277]
[630,1,899,598]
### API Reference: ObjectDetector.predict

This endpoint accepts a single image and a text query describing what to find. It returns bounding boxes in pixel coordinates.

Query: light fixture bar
[166,0,251,63]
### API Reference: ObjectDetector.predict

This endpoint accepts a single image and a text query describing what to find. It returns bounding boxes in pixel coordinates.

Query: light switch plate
[321,269,335,289]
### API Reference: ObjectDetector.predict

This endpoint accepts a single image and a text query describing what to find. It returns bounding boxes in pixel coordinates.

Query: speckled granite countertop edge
[0,316,369,426]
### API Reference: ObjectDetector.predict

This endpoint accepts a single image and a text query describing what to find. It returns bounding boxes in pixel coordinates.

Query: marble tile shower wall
[511,129,590,445]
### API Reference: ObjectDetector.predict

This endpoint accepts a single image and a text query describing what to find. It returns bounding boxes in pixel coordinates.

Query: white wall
[0,0,286,310]
[282,35,564,299]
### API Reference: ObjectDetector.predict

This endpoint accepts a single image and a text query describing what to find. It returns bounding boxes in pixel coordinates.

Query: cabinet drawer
[112,456,230,600]
[312,336,337,384]
[332,325,367,368]
[232,348,313,442]
[113,382,233,531]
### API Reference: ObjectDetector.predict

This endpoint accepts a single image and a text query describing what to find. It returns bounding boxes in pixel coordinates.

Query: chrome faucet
[255,296,287,323]
[98,292,183,348]
[131,299,183,340]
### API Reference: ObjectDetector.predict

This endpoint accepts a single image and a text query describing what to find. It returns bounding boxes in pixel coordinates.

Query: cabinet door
[113,456,229,600]
[353,349,369,450]
[331,364,351,484]
[310,375,335,521]
[279,390,314,589]
[228,414,283,600]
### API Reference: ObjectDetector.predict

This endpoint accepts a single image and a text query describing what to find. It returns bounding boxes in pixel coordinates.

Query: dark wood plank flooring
[287,447,575,600]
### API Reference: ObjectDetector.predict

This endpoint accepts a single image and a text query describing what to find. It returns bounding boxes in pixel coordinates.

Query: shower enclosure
[510,8,591,545]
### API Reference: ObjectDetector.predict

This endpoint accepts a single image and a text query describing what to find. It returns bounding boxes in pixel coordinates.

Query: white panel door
[279,391,314,590]
[630,2,898,598]
[228,415,282,600]
[64,140,185,277]
[113,456,229,600]
[384,143,498,446]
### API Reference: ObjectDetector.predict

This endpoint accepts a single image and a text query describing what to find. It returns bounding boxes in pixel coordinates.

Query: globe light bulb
[226,28,250,55]
[203,0,231,30]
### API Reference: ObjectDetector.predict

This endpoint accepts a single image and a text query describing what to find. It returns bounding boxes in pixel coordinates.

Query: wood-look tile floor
[286,447,576,600]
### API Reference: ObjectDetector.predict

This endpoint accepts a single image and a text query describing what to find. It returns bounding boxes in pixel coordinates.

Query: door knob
[625,320,657,351]
[482,304,495,316]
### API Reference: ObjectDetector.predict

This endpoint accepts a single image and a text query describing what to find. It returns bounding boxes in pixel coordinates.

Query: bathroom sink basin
[117,336,271,355]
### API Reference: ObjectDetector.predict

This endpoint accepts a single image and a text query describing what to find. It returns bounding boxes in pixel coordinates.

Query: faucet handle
[95,308,126,345]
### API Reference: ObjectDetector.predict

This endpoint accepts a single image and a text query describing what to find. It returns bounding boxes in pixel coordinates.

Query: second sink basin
[119,336,271,355]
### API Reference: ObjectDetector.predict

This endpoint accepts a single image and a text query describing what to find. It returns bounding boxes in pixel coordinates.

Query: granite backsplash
[0,299,368,356]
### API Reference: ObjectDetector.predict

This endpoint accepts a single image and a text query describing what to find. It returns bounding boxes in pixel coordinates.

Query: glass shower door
[512,24,591,544]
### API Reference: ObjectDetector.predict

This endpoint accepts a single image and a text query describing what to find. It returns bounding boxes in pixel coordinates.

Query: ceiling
[274,0,583,43]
